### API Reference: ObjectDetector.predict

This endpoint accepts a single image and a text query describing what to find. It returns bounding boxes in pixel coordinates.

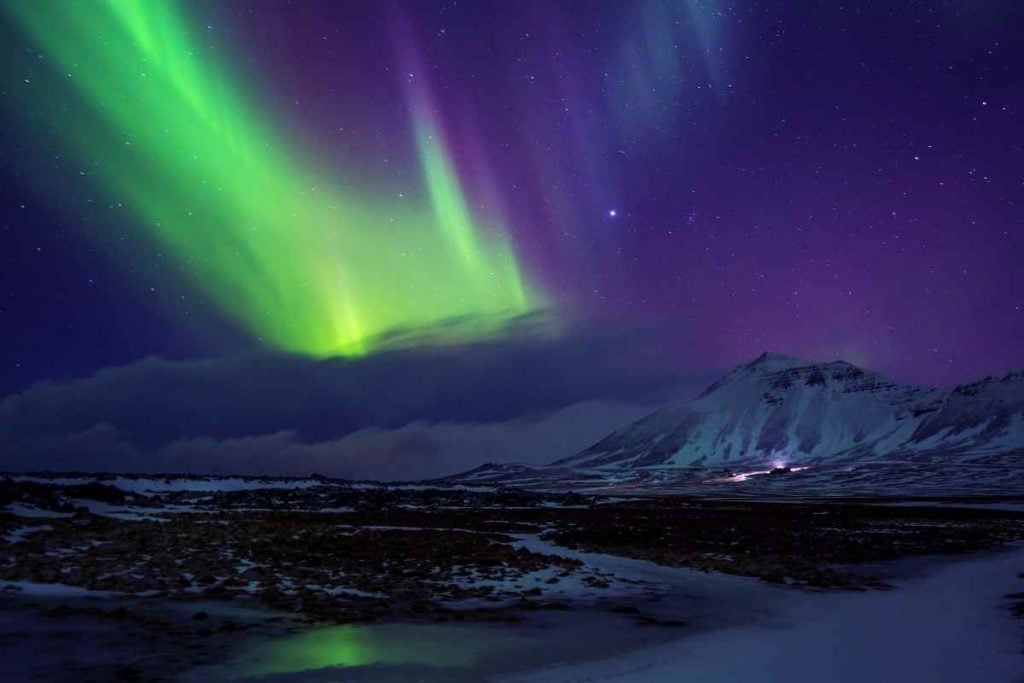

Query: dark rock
[113,666,142,682]
[609,605,640,614]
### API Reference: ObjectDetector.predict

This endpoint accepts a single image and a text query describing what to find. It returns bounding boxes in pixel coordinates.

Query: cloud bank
[0,321,711,479]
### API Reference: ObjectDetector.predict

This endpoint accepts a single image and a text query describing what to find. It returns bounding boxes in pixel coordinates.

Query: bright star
[608,209,617,217]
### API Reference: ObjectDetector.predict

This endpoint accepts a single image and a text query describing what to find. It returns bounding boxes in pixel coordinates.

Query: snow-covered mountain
[555,352,1024,470]
[450,353,1024,495]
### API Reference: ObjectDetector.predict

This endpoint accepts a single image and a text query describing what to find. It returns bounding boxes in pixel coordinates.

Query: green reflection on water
[235,624,491,677]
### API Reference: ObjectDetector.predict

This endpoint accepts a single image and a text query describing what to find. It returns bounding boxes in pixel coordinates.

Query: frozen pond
[0,537,784,681]
[2,542,1022,681]
[503,544,1024,682]
[184,613,684,682]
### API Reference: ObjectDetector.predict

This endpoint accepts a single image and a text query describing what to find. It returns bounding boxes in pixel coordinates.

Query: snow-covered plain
[3,475,1023,680]
[178,537,1024,681]
[11,474,326,494]
[501,544,1024,682]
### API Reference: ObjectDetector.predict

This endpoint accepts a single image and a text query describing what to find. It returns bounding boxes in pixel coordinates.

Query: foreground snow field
[3,474,1023,680]
[504,544,1024,683]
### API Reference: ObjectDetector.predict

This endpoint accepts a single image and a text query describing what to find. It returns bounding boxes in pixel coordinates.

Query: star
[608,209,617,217]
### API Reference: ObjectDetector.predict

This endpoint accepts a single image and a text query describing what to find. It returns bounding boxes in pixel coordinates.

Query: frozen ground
[2,537,1022,681]
[181,539,1024,681]
[3,473,1023,680]
[182,540,791,681]
[502,544,1024,683]
[10,474,326,494]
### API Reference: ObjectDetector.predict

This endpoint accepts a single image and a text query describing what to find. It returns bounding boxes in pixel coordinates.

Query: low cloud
[0,319,712,479]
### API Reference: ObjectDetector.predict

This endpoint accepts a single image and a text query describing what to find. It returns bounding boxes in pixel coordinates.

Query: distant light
[608,209,617,217]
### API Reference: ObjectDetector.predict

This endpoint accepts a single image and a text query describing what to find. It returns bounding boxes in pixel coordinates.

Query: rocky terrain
[4,474,1024,620]
[544,497,1024,587]
[2,474,1024,680]
[1,478,600,624]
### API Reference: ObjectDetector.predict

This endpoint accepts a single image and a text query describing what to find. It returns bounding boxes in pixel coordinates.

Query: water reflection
[187,598,709,680]
[226,623,505,678]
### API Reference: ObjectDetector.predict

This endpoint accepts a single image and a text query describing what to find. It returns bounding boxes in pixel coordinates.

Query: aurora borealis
[3,4,1024,675]
[3,0,539,357]
[2,0,1023,392]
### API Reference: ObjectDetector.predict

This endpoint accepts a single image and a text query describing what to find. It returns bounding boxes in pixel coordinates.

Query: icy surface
[10,474,327,494]
[4,524,52,543]
[3,503,72,518]
[1,581,118,598]
[502,545,1024,682]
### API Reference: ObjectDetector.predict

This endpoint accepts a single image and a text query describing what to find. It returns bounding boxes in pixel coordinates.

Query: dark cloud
[0,318,712,479]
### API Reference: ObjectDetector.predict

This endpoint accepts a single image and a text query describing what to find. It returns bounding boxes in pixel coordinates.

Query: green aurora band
[5,0,542,356]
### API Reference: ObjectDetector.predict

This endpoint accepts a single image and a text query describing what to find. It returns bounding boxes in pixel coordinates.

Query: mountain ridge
[450,353,1024,495]
[554,352,956,470]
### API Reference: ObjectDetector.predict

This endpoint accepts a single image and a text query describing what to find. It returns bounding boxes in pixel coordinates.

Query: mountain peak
[555,351,1024,474]
[697,352,814,398]
[748,351,809,369]
[745,353,872,376]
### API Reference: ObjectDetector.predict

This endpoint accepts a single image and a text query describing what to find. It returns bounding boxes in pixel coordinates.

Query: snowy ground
[182,539,1024,681]
[4,473,1024,680]
[10,474,330,494]
[501,544,1024,682]
[3,536,1022,682]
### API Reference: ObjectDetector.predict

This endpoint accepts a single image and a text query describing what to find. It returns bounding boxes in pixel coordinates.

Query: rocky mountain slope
[558,353,1024,470]
[452,353,1024,495]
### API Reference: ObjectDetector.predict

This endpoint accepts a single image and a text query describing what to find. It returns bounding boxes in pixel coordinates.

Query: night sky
[1,1,1022,477]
